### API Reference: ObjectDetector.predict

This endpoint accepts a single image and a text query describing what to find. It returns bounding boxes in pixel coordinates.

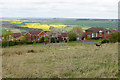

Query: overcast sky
[0,0,119,19]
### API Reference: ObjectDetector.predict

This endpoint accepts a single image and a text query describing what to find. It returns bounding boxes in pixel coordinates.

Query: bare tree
[71,27,84,40]
[46,26,62,43]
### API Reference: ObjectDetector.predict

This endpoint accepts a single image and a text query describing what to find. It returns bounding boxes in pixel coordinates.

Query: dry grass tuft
[27,50,36,53]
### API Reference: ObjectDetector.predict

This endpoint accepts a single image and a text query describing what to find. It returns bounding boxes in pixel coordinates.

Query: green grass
[2,43,118,78]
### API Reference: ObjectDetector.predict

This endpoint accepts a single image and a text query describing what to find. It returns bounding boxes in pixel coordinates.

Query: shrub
[65,39,67,43]
[51,38,55,43]
[26,41,34,44]
[109,32,120,43]
[9,41,15,46]
[39,36,44,43]
[2,41,8,47]
[44,36,49,42]
[55,38,59,43]
[101,39,109,44]
[68,32,77,41]
[87,35,91,40]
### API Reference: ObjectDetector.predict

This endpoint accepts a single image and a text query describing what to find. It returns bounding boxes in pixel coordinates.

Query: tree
[71,27,84,40]
[109,32,120,43]
[46,27,62,43]
[3,29,13,41]
[68,32,77,41]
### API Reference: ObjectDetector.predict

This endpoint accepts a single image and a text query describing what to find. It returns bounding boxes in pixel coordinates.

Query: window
[96,33,98,37]
[99,30,102,34]
[92,33,94,38]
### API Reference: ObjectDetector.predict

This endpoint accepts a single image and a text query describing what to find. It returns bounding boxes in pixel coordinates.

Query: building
[85,27,113,40]
[13,33,21,40]
[25,31,46,41]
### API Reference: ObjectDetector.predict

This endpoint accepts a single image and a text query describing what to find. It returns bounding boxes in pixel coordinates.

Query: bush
[87,35,91,40]
[65,39,67,43]
[101,39,109,44]
[109,32,120,43]
[26,41,34,44]
[2,40,34,47]
[51,38,55,43]
[44,36,49,42]
[55,38,59,43]
[68,32,77,41]
[2,41,8,47]
[39,36,44,43]
[9,41,15,46]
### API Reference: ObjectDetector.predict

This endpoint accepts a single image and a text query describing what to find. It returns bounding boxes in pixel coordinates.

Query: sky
[0,0,119,19]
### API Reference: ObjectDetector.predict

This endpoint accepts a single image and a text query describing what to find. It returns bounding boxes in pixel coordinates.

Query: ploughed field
[2,43,118,78]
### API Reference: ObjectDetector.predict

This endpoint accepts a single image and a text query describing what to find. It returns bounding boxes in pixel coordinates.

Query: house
[17,35,25,41]
[13,33,21,40]
[61,33,68,40]
[25,30,46,41]
[85,27,113,40]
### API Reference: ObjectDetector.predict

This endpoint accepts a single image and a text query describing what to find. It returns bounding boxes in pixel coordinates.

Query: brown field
[2,43,118,78]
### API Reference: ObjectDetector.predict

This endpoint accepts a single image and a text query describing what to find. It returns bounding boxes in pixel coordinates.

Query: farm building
[85,27,116,40]
[25,31,46,41]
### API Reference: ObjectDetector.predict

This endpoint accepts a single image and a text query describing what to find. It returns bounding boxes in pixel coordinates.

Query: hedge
[2,40,34,47]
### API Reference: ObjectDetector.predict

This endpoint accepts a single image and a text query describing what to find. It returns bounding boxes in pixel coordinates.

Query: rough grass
[2,43,118,78]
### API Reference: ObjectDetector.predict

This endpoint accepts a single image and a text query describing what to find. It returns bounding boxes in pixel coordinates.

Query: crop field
[6,19,117,31]
[21,23,69,31]
[2,43,118,78]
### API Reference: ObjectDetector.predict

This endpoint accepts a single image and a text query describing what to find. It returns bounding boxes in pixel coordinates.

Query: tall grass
[2,43,118,78]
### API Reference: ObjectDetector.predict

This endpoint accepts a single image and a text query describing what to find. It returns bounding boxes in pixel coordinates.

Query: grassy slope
[2,43,118,78]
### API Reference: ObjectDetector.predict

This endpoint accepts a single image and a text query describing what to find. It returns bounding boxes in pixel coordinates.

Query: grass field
[2,43,118,78]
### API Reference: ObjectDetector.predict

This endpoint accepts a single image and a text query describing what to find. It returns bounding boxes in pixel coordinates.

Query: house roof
[61,33,68,37]
[13,33,21,38]
[28,30,43,36]
[44,31,50,34]
[109,29,117,33]
[85,27,109,33]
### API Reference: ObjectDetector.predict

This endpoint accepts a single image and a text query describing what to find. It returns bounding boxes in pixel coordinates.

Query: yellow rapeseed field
[10,21,22,24]
[21,23,68,31]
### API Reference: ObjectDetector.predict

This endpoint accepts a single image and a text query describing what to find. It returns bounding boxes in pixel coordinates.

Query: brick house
[25,31,46,41]
[13,33,21,40]
[85,27,114,40]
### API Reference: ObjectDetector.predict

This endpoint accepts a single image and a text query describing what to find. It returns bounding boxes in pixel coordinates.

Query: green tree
[3,29,13,41]
[68,32,77,41]
[109,32,120,43]
[71,27,84,40]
